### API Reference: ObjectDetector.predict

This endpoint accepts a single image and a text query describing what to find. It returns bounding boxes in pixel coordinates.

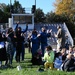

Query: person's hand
[47,29,49,33]
[26,23,28,26]
[42,57,44,61]
[17,21,19,24]
[49,29,52,33]
[54,33,57,37]
[37,34,41,37]
[47,29,52,33]
[6,34,8,37]
[14,35,17,38]
[27,35,31,39]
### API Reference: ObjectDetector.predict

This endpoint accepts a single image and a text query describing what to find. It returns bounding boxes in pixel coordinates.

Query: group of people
[42,45,75,72]
[0,23,75,72]
[28,25,75,72]
[0,22,52,67]
[28,27,52,57]
[0,22,28,67]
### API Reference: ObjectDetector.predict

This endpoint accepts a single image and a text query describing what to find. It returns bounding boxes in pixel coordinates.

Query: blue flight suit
[40,32,51,56]
[31,34,40,57]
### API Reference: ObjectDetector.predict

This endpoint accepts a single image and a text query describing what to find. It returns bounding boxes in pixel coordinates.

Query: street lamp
[34,0,36,13]
[32,0,36,13]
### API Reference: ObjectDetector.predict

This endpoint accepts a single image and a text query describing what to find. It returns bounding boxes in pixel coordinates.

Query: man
[39,27,51,56]
[55,26,65,52]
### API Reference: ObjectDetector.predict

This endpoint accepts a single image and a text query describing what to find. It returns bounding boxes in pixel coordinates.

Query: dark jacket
[63,58,75,72]
[0,33,7,61]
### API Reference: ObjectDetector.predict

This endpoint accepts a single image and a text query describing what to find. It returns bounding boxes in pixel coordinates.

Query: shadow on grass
[0,56,42,70]
[20,58,43,69]
[9,58,41,70]
[21,64,40,68]
[0,65,16,70]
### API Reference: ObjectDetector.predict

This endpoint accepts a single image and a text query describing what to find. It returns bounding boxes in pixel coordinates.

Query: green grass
[0,48,75,75]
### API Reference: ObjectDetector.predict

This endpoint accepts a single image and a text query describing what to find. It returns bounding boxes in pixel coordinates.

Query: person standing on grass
[55,26,65,52]
[55,26,62,52]
[39,27,52,56]
[5,27,16,64]
[5,36,13,66]
[0,32,7,67]
[20,33,25,61]
[28,29,40,58]
[15,22,28,62]
[27,36,31,53]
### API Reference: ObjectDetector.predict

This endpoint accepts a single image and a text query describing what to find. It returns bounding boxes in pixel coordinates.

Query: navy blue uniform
[40,32,51,56]
[31,34,40,57]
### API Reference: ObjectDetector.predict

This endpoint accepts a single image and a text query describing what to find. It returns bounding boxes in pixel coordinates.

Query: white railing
[63,23,74,46]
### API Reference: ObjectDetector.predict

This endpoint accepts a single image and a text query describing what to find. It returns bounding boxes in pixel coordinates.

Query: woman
[0,32,7,66]
[30,29,40,57]
[15,23,28,62]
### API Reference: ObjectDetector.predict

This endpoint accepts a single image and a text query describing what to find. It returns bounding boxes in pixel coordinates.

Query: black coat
[0,37,7,61]
[63,58,75,72]
[0,47,7,61]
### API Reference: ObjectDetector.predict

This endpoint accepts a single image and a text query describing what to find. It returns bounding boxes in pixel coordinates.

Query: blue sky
[0,0,55,14]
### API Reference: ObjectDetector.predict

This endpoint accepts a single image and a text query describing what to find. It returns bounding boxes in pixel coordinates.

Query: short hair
[32,29,37,35]
[46,45,52,51]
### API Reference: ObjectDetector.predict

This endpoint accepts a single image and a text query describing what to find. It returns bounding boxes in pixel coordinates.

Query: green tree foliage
[34,8,45,23]
[2,1,25,14]
[45,11,68,23]
[3,4,10,13]
[0,1,25,23]
[0,3,11,23]
[54,0,75,42]
[13,1,25,13]
[46,11,55,23]
[0,3,6,11]
[0,9,10,23]
[0,10,4,23]
[54,0,75,22]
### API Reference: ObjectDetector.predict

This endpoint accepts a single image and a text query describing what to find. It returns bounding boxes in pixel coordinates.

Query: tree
[0,1,25,23]
[13,1,25,13]
[46,11,56,23]
[4,4,10,12]
[54,0,75,42]
[0,3,6,11]
[34,8,45,23]
[54,0,75,20]
[1,1,25,14]
[0,9,10,23]
[0,10,4,23]
[45,11,68,23]
[0,3,13,23]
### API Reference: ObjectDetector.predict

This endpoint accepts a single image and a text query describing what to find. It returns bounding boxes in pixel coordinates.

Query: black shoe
[38,68,44,72]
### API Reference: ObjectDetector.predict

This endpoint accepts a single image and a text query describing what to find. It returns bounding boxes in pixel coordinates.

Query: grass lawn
[0,48,75,75]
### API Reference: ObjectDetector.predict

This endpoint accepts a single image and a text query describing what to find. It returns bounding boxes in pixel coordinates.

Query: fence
[63,22,74,46]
